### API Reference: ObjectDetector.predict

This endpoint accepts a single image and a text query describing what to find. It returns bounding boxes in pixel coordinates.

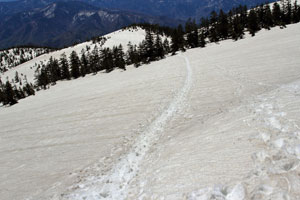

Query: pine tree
[113,45,126,70]
[144,30,155,62]
[199,17,210,37]
[14,85,25,100]
[273,2,284,26]
[186,19,199,48]
[209,11,219,42]
[263,4,274,29]
[48,56,61,83]
[90,45,100,73]
[171,25,185,54]
[126,42,134,65]
[231,15,244,40]
[154,33,165,59]
[163,38,170,54]
[15,71,20,83]
[292,0,300,22]
[3,81,17,105]
[101,48,114,72]
[60,53,70,80]
[23,83,35,96]
[199,31,206,47]
[248,9,260,36]
[217,9,229,39]
[69,51,81,79]
[238,5,248,30]
[283,0,292,24]
[298,0,300,21]
[35,64,50,89]
[80,50,89,76]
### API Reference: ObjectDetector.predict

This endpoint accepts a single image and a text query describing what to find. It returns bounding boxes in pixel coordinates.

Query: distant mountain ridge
[81,0,277,19]
[0,1,180,49]
[0,0,277,19]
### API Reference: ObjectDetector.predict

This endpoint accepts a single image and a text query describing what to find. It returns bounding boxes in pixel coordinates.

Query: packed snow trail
[64,55,193,200]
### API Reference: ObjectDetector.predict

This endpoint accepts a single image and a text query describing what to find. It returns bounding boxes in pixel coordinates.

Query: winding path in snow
[64,55,193,200]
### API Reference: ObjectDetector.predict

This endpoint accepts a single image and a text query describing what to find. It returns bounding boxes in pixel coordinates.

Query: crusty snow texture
[0,24,300,200]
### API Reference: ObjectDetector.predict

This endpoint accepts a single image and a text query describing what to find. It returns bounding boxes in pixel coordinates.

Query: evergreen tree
[154,33,165,59]
[231,15,244,40]
[263,4,274,29]
[3,81,17,105]
[283,0,292,24]
[199,31,206,47]
[48,56,61,83]
[15,71,20,83]
[127,44,141,67]
[23,83,35,96]
[144,30,155,62]
[273,2,284,26]
[113,45,126,70]
[14,85,25,100]
[186,19,199,48]
[80,50,89,76]
[209,11,220,42]
[248,9,260,36]
[126,42,135,65]
[199,17,210,37]
[101,48,114,72]
[60,53,70,80]
[163,38,170,54]
[171,25,185,54]
[90,45,101,73]
[236,5,248,30]
[292,0,300,22]
[217,9,229,39]
[35,64,50,89]
[69,51,81,79]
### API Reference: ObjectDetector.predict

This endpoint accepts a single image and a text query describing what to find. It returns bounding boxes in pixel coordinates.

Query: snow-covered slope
[0,47,51,73]
[0,23,300,200]
[0,27,146,85]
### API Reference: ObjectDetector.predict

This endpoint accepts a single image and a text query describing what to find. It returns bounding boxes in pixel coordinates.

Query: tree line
[1,0,299,106]
[0,47,53,73]
[34,30,169,90]
[127,0,299,52]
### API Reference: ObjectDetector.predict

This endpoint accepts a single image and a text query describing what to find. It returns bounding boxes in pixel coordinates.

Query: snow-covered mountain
[0,16,300,200]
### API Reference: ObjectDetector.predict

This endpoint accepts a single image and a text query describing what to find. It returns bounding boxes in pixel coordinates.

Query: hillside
[0,20,299,200]
[0,47,52,73]
[0,27,147,87]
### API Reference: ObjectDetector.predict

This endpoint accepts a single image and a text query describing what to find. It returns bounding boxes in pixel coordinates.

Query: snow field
[0,22,300,200]
[0,53,186,200]
[122,23,300,199]
[62,55,192,199]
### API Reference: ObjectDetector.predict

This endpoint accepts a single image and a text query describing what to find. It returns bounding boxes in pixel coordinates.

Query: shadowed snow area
[0,23,300,200]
